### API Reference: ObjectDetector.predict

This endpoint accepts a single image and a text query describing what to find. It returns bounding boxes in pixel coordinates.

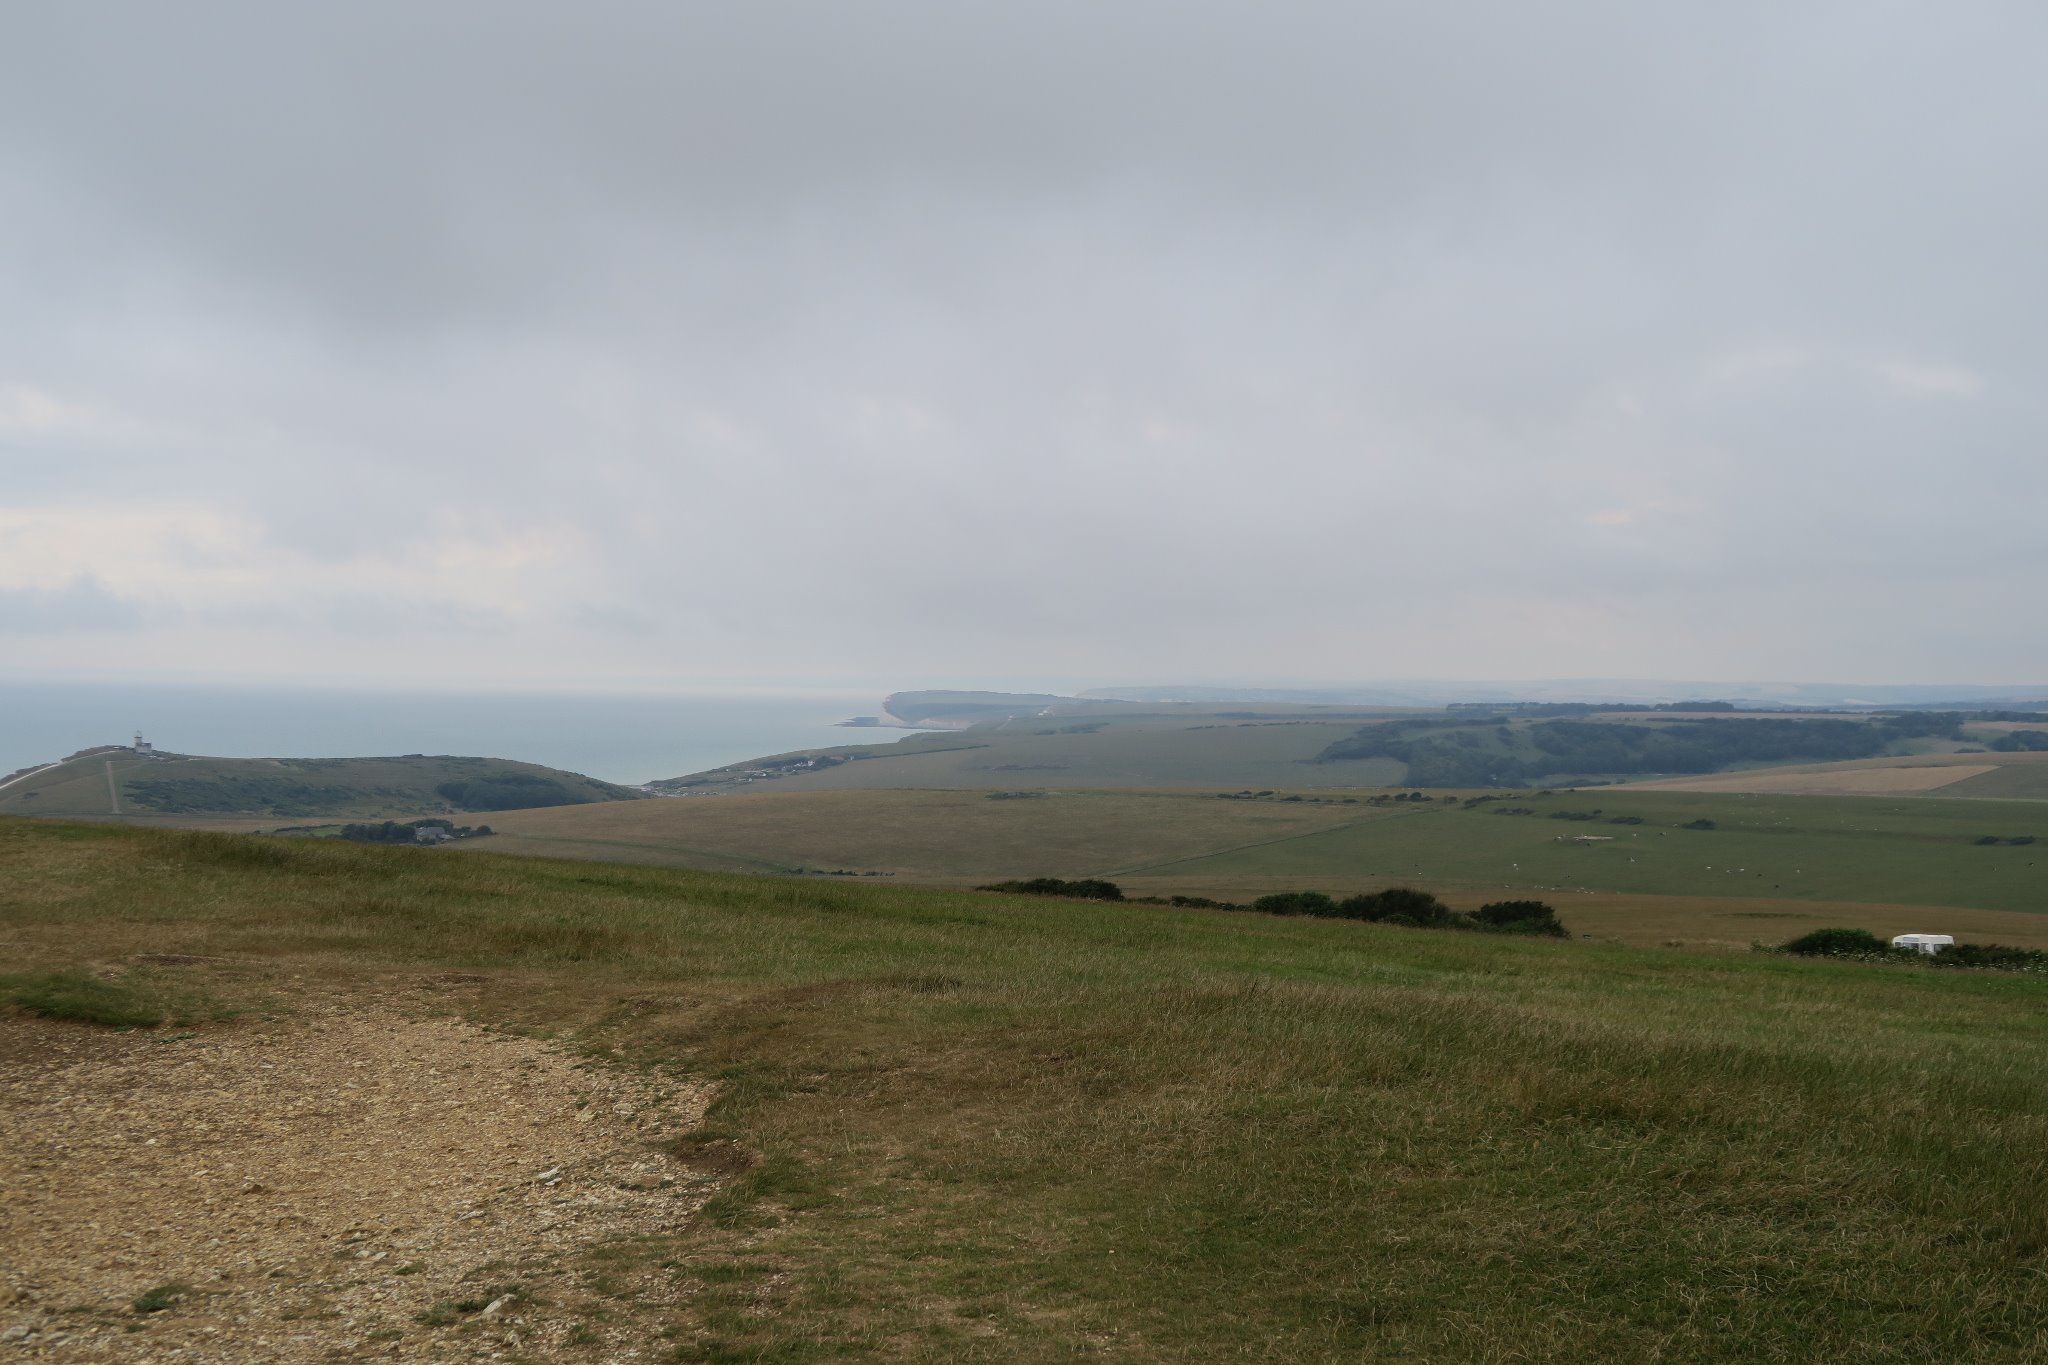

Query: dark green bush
[1780,928,1891,957]
[1251,891,1338,917]
[1474,900,1568,936]
[1337,887,1454,926]
[1931,943,2048,971]
[978,878,1125,902]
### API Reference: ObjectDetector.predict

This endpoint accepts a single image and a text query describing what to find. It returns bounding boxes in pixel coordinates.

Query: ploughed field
[4,817,2047,1360]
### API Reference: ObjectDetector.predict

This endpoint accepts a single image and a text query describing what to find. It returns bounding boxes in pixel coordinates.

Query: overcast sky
[3,1,2044,693]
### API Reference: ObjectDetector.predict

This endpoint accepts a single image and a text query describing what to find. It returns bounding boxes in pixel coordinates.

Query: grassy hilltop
[0,748,642,822]
[4,816,2047,1360]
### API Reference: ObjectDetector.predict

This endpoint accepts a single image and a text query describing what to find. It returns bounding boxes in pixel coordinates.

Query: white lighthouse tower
[133,731,155,756]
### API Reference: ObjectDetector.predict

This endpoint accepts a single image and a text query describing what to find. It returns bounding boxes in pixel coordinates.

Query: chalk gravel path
[0,1002,714,1360]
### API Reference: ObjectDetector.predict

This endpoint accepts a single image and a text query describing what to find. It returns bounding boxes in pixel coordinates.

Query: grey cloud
[0,577,148,634]
[0,2,2043,687]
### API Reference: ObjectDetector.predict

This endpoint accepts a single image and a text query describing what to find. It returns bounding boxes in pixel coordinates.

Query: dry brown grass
[1626,761,1998,795]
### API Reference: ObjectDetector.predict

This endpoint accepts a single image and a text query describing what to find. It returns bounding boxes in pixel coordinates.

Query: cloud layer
[3,2,2043,689]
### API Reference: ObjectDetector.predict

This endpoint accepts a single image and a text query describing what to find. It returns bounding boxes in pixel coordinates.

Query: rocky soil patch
[0,1004,713,1360]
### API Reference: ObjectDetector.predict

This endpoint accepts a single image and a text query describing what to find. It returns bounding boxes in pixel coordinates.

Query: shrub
[1251,891,1338,917]
[1780,928,1891,958]
[978,878,1124,902]
[1475,900,1568,936]
[1931,943,2048,972]
[1778,928,2048,974]
[1683,819,1717,830]
[1338,887,1454,926]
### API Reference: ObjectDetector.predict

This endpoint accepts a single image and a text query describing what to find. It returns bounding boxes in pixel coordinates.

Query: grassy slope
[670,716,1406,793]
[0,752,643,820]
[5,817,2047,1360]
[0,752,133,816]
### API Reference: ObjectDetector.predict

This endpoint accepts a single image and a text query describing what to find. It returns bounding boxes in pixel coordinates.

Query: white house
[1891,934,1954,955]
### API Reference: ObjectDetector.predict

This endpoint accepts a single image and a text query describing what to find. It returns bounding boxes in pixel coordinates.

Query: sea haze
[0,682,889,785]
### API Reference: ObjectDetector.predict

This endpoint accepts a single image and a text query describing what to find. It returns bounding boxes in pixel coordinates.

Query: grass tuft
[130,1283,190,1314]
[3,971,164,1028]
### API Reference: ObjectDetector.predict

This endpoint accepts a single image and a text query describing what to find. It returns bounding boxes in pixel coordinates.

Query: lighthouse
[133,732,155,756]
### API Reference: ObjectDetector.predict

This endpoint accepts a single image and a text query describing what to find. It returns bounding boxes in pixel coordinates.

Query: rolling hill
[648,701,2028,794]
[0,746,643,821]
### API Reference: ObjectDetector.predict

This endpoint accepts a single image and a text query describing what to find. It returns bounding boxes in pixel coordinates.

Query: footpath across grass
[5,817,2048,1360]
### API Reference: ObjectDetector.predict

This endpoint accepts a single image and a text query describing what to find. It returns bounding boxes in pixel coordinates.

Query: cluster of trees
[1989,731,2048,752]
[1318,714,1962,788]
[1247,888,1567,936]
[1780,928,2047,973]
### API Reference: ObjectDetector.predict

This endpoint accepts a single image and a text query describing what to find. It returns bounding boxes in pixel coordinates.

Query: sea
[0,680,905,786]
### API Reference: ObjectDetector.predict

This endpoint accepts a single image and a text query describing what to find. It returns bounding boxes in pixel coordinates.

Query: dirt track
[0,1005,713,1361]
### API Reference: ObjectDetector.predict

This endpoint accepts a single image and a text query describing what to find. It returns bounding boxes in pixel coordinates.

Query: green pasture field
[1120,788,2048,913]
[472,787,1374,878]
[5,816,2047,1360]
[474,786,2048,921]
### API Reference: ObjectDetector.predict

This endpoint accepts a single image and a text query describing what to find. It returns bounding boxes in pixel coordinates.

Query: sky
[3,1,2044,694]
